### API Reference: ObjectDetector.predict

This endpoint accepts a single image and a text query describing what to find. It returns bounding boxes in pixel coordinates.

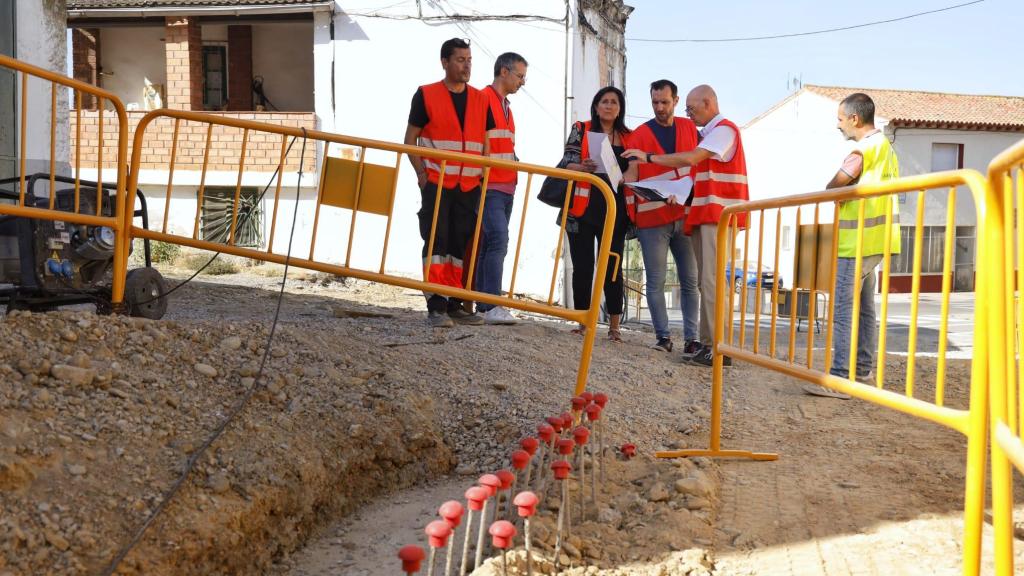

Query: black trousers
[418,182,481,312]
[567,216,625,315]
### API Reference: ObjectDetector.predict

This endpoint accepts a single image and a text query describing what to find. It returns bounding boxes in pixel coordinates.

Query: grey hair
[841,92,875,125]
[493,52,528,77]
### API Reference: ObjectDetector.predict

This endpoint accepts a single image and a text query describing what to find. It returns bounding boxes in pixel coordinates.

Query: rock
[648,482,671,502]
[597,507,623,528]
[685,497,712,510]
[531,521,551,545]
[44,529,70,551]
[208,472,231,494]
[60,329,78,342]
[454,463,476,476]
[678,548,712,574]
[194,363,218,378]
[675,472,714,498]
[50,364,96,386]
[563,540,582,559]
[221,336,242,351]
[67,464,86,476]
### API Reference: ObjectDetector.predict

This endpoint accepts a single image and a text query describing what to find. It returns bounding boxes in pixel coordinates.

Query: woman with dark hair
[560,86,632,341]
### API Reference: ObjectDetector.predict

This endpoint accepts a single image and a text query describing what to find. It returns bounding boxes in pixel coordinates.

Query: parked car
[724,261,783,293]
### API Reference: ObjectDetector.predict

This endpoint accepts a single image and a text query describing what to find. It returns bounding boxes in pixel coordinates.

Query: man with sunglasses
[474,52,528,325]
[405,38,495,328]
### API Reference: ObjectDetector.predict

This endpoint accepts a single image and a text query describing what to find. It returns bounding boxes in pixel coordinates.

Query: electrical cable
[626,1,984,43]
[99,128,309,576]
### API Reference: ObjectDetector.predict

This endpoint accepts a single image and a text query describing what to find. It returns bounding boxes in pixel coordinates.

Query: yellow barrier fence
[0,53,130,303]
[657,169,993,575]
[988,136,1024,576]
[125,109,617,395]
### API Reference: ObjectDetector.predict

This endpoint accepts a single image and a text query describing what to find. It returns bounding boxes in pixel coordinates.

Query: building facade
[64,0,633,300]
[742,85,1024,293]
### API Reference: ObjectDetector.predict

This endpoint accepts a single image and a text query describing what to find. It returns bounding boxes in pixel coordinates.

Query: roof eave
[67,2,333,18]
[889,119,1024,133]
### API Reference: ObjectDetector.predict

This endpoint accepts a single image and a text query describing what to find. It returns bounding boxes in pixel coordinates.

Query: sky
[622,0,1024,126]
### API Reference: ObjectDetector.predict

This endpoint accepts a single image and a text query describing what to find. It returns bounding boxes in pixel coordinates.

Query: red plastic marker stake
[621,442,637,459]
[489,520,518,576]
[496,468,515,521]
[439,501,464,576]
[460,486,488,576]
[581,391,594,403]
[399,544,426,575]
[570,396,587,425]
[475,474,501,570]
[592,394,609,484]
[425,520,452,576]
[514,491,539,576]
[535,424,556,501]
[550,460,572,571]
[573,426,591,522]
[518,438,539,502]
[559,412,573,435]
[585,403,603,510]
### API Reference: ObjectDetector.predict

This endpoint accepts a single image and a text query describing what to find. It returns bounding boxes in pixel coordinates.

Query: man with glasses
[622,84,750,367]
[474,52,528,325]
[405,37,495,328]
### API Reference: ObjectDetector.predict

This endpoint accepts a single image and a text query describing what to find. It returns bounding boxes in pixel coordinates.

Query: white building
[64,0,633,300]
[742,84,1024,293]
[1,0,70,183]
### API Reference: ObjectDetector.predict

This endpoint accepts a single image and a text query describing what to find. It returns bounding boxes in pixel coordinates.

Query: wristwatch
[646,152,653,163]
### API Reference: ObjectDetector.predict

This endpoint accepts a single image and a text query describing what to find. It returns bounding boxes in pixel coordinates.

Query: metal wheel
[124,267,168,320]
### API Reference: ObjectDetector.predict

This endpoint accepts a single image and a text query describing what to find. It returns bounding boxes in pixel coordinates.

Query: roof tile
[804,84,1024,130]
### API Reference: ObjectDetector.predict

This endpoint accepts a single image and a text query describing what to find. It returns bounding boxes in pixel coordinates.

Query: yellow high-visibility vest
[837,130,901,258]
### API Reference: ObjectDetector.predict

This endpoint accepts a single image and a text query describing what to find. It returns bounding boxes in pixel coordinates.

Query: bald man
[622,85,750,367]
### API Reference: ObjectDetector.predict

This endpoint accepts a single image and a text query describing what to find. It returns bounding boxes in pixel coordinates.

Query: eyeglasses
[684,105,697,116]
[508,69,527,83]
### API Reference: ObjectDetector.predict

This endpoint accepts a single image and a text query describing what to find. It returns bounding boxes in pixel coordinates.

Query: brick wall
[164,17,204,110]
[69,111,318,173]
[71,28,100,110]
[227,25,253,111]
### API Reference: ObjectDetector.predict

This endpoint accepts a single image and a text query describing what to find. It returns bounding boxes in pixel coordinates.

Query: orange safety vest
[623,118,699,229]
[483,85,517,185]
[417,81,487,192]
[568,121,629,218]
[687,117,748,231]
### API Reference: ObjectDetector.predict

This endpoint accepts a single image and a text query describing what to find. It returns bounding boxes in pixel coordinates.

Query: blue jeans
[830,255,883,378]
[475,191,514,312]
[636,220,699,341]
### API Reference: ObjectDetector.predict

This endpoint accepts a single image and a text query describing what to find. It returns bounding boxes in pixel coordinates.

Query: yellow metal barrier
[126,109,617,395]
[988,136,1024,576]
[0,54,130,303]
[657,169,993,575]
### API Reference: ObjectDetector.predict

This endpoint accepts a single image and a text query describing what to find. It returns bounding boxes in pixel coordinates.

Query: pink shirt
[838,129,881,180]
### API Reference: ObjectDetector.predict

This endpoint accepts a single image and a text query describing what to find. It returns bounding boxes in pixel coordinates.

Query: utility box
[776,288,813,317]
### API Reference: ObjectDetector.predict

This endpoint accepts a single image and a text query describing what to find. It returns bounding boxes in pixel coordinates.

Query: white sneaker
[483,306,518,325]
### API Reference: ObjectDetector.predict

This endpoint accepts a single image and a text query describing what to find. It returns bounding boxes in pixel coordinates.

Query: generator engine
[0,186,121,290]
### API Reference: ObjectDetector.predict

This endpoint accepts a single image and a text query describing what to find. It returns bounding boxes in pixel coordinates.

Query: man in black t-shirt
[403,38,494,328]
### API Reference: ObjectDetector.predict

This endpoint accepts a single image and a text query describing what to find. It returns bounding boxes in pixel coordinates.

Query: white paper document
[586,132,622,190]
[625,176,694,204]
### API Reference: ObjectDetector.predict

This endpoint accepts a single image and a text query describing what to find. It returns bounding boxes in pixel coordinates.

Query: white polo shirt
[697,114,737,163]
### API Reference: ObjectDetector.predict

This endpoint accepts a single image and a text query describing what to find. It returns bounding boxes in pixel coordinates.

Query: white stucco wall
[889,128,1022,226]
[98,26,165,110]
[15,0,70,184]
[310,0,622,300]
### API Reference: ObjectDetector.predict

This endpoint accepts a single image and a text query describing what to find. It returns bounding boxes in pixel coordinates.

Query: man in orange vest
[622,79,701,356]
[622,84,749,366]
[404,38,495,328]
[474,52,527,325]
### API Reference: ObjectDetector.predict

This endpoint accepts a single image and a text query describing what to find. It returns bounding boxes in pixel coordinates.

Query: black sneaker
[428,310,454,328]
[448,308,485,326]
[682,340,703,356]
[691,347,732,367]
[651,338,673,353]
